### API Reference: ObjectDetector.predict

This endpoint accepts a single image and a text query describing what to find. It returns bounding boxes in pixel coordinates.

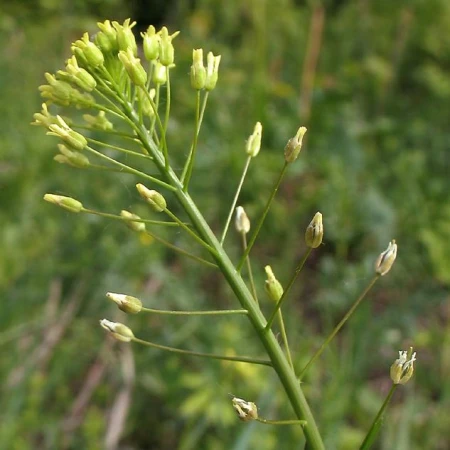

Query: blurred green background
[1,0,449,449]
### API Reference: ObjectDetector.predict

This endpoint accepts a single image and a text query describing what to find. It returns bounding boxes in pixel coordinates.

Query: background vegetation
[1,0,449,449]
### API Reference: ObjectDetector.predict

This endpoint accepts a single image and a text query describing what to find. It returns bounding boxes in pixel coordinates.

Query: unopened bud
[264,265,284,302]
[47,116,87,151]
[71,32,104,68]
[375,240,397,276]
[235,206,250,234]
[246,122,262,157]
[113,18,137,54]
[284,127,307,163]
[390,348,416,385]
[55,144,90,168]
[136,88,156,117]
[31,103,58,128]
[141,25,160,61]
[43,194,83,213]
[118,48,147,87]
[152,61,167,85]
[205,52,221,91]
[158,26,179,66]
[120,210,146,233]
[100,319,134,342]
[83,111,113,131]
[136,184,167,212]
[190,49,206,90]
[305,212,323,248]
[106,292,142,314]
[232,397,258,422]
[96,20,118,53]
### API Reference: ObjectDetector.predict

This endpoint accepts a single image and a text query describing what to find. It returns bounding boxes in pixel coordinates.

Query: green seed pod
[43,194,83,213]
[100,319,135,342]
[136,184,167,212]
[106,292,142,314]
[305,212,323,248]
[264,265,284,303]
[284,127,307,163]
[120,210,146,233]
[118,48,147,87]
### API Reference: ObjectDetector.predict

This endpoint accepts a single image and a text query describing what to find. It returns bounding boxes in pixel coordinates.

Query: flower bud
[71,33,104,68]
[390,348,416,385]
[284,127,307,163]
[55,144,90,168]
[96,20,118,53]
[141,25,160,61]
[305,212,323,248]
[62,56,97,92]
[136,184,167,212]
[120,210,146,233]
[43,194,83,213]
[205,52,221,91]
[100,319,134,342]
[31,103,58,128]
[83,111,113,131]
[158,26,179,66]
[47,116,87,151]
[190,49,206,90]
[232,397,258,422]
[112,18,137,54]
[106,292,142,314]
[375,240,397,276]
[235,206,250,234]
[136,88,156,117]
[246,122,262,157]
[118,48,147,87]
[152,61,167,85]
[264,265,284,303]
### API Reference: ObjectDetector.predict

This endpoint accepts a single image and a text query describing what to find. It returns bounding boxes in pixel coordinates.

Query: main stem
[127,108,325,449]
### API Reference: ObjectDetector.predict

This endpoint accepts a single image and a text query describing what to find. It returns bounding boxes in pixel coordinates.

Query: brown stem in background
[299,5,325,123]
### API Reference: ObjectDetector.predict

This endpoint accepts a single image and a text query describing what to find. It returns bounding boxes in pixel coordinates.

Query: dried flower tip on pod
[235,206,250,234]
[232,397,258,422]
[375,240,397,276]
[284,126,307,163]
[264,265,284,303]
[190,49,206,90]
[390,347,416,385]
[120,210,146,233]
[305,212,323,248]
[205,52,221,91]
[100,319,135,342]
[43,194,83,213]
[106,292,142,314]
[136,184,167,212]
[246,122,262,157]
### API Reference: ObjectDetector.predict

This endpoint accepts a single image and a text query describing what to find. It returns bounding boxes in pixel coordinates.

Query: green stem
[256,418,307,426]
[298,275,381,380]
[237,162,289,272]
[181,91,209,187]
[220,155,252,244]
[132,337,272,366]
[241,232,259,304]
[141,307,247,315]
[144,229,217,268]
[163,208,216,254]
[278,310,294,369]
[81,208,181,227]
[119,97,325,450]
[265,248,312,331]
[359,384,398,450]
[84,145,175,191]
[86,138,153,160]
[163,67,171,169]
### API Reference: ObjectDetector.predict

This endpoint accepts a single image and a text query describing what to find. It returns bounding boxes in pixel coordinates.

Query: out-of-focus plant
[32,18,418,449]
